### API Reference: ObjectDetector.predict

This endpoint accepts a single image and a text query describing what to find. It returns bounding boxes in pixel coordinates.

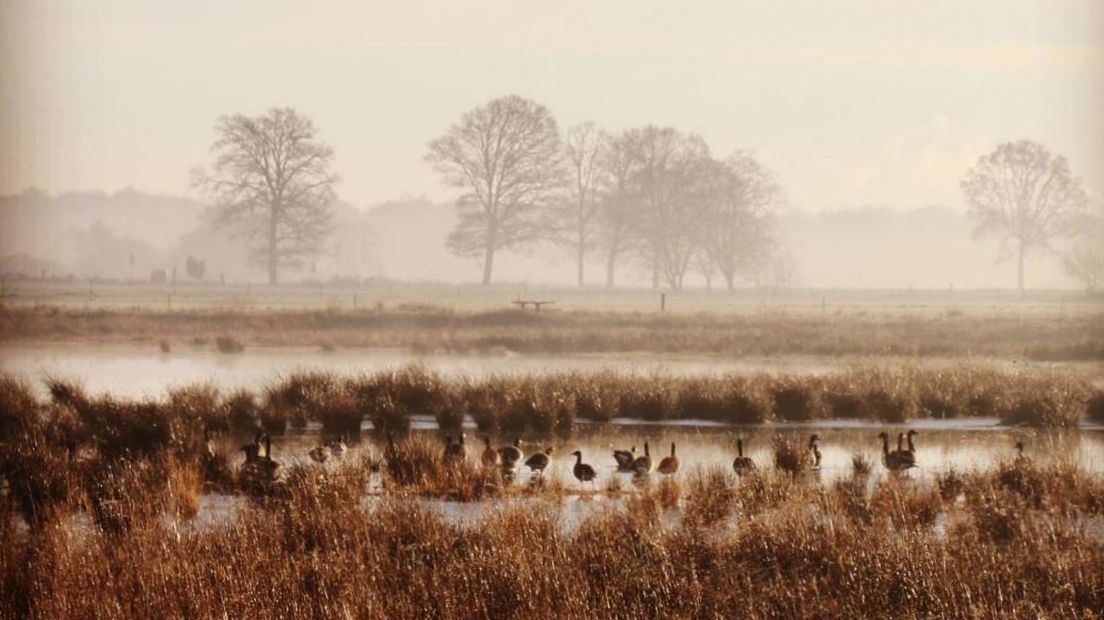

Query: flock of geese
[439,430,923,487]
[236,428,1031,488]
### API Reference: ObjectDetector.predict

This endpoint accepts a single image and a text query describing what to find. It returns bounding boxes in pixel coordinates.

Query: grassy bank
[4,364,1096,443]
[2,304,1102,360]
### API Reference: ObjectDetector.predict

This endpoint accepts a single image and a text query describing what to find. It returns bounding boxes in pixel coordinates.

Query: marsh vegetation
[2,366,1103,617]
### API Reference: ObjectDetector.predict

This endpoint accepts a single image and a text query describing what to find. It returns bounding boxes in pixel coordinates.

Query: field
[2,282,1104,617]
[2,280,1103,362]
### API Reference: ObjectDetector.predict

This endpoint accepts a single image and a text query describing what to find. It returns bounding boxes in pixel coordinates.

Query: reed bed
[2,446,1102,618]
[2,364,1097,453]
[2,304,1102,360]
[3,367,1103,616]
[0,363,1094,534]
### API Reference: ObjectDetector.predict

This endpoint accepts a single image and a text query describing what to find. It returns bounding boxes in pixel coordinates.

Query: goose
[524,447,554,476]
[632,442,652,475]
[808,434,822,470]
[657,442,679,475]
[258,432,273,460]
[498,438,524,467]
[887,431,913,467]
[203,428,217,461]
[258,434,279,476]
[901,429,919,468]
[445,432,467,460]
[879,432,905,470]
[202,429,231,486]
[240,431,264,464]
[309,443,330,463]
[879,432,915,472]
[732,438,755,475]
[480,436,500,467]
[240,433,279,481]
[325,435,348,458]
[571,451,597,487]
[1014,440,1031,463]
[613,446,636,471]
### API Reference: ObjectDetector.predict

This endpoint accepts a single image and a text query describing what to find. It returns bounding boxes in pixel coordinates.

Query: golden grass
[12,363,1099,451]
[2,453,1101,618]
[2,304,1102,360]
[3,368,1104,616]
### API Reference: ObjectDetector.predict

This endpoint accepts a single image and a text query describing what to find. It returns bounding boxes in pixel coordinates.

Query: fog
[1,0,1101,291]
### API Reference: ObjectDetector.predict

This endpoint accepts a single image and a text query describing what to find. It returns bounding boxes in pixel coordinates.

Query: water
[172,424,1104,532]
[5,344,1101,530]
[221,424,1104,491]
[3,343,1099,400]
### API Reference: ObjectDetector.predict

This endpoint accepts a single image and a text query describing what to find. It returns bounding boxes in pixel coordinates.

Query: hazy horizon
[3,0,1102,212]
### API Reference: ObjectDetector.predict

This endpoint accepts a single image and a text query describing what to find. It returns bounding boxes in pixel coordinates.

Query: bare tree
[629,126,710,290]
[596,131,642,288]
[191,107,337,285]
[549,122,607,287]
[960,140,1087,292]
[185,255,206,281]
[425,95,563,285]
[701,151,783,290]
[1064,201,1104,292]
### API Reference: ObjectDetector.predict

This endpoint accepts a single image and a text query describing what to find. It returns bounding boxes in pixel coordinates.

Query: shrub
[771,381,823,421]
[214,335,244,354]
[1000,375,1087,427]
[317,391,364,436]
[1087,390,1104,424]
[223,389,259,435]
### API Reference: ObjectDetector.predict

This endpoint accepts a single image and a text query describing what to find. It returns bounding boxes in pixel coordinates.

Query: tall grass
[3,367,1103,616]
[4,305,1102,360]
[3,455,1100,617]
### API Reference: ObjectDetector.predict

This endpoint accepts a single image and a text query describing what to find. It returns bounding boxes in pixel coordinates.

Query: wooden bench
[511,299,556,311]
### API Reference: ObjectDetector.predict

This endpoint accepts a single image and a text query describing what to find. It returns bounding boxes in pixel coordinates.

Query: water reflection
[148,422,1104,535]
[229,424,1104,493]
[3,344,1098,399]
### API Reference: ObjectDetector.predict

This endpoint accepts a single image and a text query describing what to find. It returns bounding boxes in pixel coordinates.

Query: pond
[225,423,1104,491]
[178,423,1104,532]
[2,343,1099,399]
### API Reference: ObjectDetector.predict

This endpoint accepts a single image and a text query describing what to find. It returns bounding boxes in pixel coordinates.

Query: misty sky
[2,0,1102,212]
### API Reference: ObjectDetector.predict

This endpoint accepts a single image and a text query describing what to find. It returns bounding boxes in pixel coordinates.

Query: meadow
[2,300,1102,361]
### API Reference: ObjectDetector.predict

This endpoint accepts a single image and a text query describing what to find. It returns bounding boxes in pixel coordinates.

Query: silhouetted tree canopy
[960,140,1087,292]
[1064,201,1104,292]
[192,107,338,285]
[548,122,607,287]
[426,95,563,285]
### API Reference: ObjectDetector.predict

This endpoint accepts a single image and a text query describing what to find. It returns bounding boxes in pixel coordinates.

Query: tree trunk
[267,213,278,285]
[605,249,617,288]
[1017,238,1025,294]
[481,247,495,285]
[723,270,735,291]
[576,229,585,288]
